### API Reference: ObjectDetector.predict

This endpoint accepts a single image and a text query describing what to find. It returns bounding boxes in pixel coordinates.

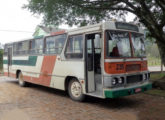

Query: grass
[145,72,165,97]
[145,89,165,97]
[150,72,165,81]
[147,57,161,66]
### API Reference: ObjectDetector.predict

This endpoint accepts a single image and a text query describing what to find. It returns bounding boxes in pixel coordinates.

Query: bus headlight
[112,77,124,85]
[118,77,123,84]
[104,76,125,87]
[112,78,117,85]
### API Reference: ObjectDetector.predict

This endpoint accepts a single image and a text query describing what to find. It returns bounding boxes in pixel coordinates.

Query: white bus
[3,21,152,101]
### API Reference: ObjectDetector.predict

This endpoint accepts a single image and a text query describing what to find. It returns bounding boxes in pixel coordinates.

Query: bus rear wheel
[18,72,27,87]
[68,78,85,102]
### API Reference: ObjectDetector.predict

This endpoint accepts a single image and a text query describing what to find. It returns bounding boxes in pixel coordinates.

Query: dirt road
[0,77,164,120]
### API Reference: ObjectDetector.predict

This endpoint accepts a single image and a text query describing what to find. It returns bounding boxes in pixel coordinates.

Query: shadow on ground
[8,80,143,110]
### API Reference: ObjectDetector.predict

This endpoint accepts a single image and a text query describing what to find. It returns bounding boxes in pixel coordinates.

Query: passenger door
[85,36,95,93]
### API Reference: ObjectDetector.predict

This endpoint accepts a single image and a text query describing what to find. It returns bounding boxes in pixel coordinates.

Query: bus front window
[107,31,131,58]
[131,33,146,57]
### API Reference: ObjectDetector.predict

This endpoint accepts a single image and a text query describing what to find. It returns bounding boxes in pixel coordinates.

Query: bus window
[30,38,43,54]
[45,34,66,54]
[55,34,66,54]
[13,41,29,55]
[22,41,29,54]
[65,35,83,59]
[45,36,55,54]
[4,44,9,56]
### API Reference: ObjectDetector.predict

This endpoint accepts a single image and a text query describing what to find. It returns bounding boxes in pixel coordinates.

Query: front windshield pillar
[128,32,134,57]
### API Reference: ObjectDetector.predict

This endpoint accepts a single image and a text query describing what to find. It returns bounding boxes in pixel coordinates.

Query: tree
[24,0,165,63]
[0,49,3,71]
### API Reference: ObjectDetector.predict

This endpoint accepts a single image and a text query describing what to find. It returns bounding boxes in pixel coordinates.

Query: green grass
[145,72,165,97]
[150,72,165,81]
[147,57,161,66]
[145,89,165,97]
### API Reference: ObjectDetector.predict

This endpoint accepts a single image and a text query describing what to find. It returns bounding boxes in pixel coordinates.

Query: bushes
[0,49,3,71]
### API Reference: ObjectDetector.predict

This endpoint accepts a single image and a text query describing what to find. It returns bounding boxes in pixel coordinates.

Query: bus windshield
[106,31,146,58]
[106,31,131,58]
[131,33,146,57]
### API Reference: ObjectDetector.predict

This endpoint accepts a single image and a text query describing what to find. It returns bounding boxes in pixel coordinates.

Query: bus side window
[22,41,29,54]
[45,34,66,54]
[45,36,55,54]
[65,35,83,59]
[30,38,43,54]
[4,44,9,56]
[55,34,66,54]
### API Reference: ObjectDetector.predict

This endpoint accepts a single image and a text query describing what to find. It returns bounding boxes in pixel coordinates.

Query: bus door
[85,33,102,93]
[7,47,12,76]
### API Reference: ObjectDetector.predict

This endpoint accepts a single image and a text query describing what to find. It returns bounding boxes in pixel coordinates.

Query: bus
[3,21,152,101]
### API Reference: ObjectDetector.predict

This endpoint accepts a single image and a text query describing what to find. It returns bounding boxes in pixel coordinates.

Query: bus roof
[67,21,144,35]
[4,20,144,45]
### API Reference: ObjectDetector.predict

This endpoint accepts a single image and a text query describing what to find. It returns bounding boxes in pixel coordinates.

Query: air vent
[126,75,143,84]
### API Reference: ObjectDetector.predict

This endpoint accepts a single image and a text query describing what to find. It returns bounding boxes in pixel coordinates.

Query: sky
[0,0,135,45]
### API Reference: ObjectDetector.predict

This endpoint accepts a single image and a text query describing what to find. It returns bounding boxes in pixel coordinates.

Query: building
[32,25,65,38]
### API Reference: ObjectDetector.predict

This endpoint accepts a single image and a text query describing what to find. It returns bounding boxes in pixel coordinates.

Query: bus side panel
[22,55,56,86]
[50,57,85,92]
[8,55,56,87]
[10,56,42,78]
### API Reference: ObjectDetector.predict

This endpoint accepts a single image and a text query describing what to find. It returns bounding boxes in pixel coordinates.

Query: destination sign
[115,22,139,32]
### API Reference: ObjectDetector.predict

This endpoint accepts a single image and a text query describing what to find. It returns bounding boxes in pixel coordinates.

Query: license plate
[135,88,142,93]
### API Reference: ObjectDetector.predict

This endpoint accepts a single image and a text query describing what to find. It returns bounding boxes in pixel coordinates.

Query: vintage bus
[3,21,152,101]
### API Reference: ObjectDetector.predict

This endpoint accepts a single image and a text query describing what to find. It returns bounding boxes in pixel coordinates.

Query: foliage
[23,0,127,26]
[150,72,165,81]
[146,44,160,58]
[0,49,3,70]
[145,89,165,97]
[24,0,165,63]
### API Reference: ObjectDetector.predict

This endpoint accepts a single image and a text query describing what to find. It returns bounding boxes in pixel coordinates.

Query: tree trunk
[156,38,165,67]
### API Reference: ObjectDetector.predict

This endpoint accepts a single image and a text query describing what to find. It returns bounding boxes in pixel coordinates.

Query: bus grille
[126,75,143,84]
[126,64,141,72]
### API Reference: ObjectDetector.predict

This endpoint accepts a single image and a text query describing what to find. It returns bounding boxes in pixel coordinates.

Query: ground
[0,77,165,120]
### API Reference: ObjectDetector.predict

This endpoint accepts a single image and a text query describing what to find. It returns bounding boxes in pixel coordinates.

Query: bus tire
[18,72,27,87]
[68,78,85,102]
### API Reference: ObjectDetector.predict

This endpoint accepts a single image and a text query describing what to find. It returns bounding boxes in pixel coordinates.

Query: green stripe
[3,60,8,64]
[104,83,152,98]
[3,56,37,66]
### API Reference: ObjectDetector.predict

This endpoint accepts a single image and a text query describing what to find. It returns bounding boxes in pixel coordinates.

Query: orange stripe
[23,56,57,87]
[4,72,8,76]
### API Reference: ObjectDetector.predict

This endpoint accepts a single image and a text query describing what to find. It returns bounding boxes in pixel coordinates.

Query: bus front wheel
[68,78,85,102]
[18,72,27,87]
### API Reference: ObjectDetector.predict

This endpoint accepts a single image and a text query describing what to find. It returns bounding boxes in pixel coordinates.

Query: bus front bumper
[104,83,152,98]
